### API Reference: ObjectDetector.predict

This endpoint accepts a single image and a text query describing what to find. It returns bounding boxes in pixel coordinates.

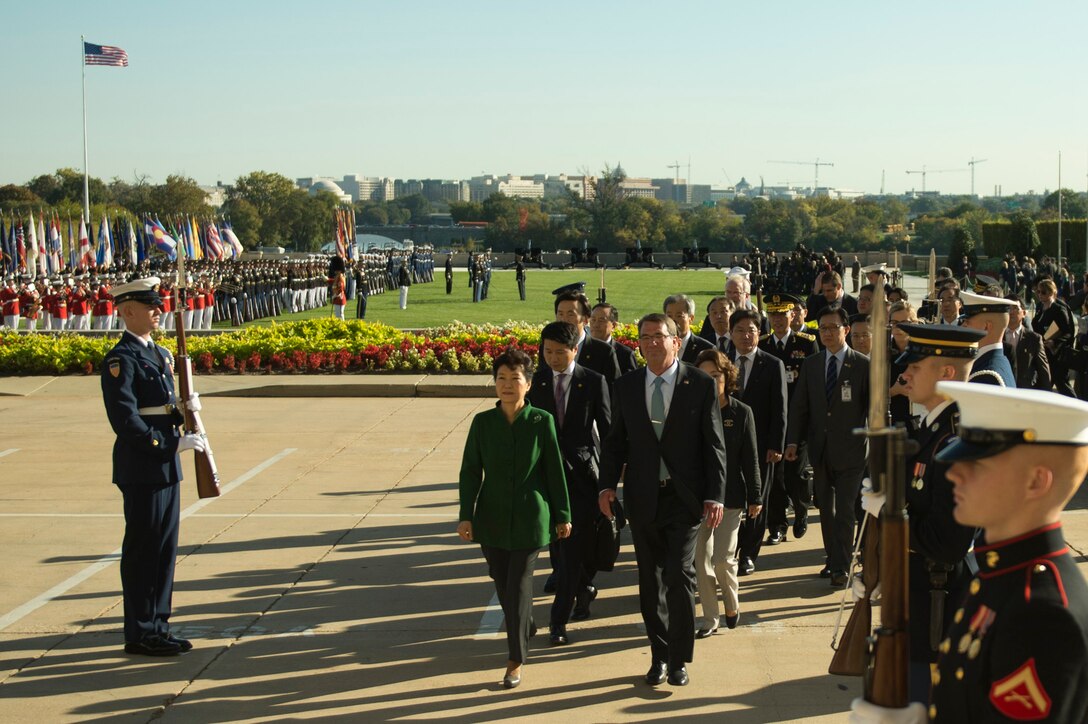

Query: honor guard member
[864,323,987,704]
[852,382,1088,723]
[860,262,889,288]
[958,290,1017,387]
[759,292,818,543]
[101,277,206,657]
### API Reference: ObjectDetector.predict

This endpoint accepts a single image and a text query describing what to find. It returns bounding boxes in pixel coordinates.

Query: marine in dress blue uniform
[851,383,1088,723]
[958,290,1017,388]
[101,277,204,657]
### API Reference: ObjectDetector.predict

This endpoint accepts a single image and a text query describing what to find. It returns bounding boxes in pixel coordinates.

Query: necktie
[778,339,785,353]
[554,373,566,429]
[737,355,748,392]
[718,336,728,353]
[651,377,668,479]
[826,355,838,403]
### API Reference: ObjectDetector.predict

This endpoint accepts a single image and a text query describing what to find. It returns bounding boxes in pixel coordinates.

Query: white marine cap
[725,266,751,278]
[958,290,1018,317]
[860,262,888,275]
[112,276,164,307]
[935,381,1088,461]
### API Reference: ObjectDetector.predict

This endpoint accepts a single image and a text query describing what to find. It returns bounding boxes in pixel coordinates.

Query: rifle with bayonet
[829,283,912,709]
[175,251,221,499]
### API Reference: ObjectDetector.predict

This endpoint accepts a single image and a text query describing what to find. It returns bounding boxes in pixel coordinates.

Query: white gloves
[860,477,885,519]
[184,393,201,412]
[851,575,881,602]
[849,698,926,723]
[177,434,207,453]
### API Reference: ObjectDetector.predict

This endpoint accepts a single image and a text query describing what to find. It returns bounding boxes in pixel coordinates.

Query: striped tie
[826,355,838,403]
[651,377,668,479]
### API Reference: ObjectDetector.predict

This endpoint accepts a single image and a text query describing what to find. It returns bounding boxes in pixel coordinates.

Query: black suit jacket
[807,292,859,320]
[1005,326,1052,390]
[611,339,639,374]
[679,333,715,366]
[720,396,761,509]
[577,336,622,382]
[733,348,788,456]
[529,365,611,522]
[786,347,870,466]
[600,363,728,527]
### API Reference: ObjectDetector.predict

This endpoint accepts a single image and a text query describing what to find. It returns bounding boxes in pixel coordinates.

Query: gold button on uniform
[931,668,941,686]
[969,579,980,595]
[1035,564,1047,573]
[956,667,964,680]
[939,638,951,654]
[954,608,964,623]
[929,704,937,719]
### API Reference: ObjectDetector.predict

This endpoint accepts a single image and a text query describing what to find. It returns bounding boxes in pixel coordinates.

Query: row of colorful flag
[334,206,357,260]
[0,212,244,278]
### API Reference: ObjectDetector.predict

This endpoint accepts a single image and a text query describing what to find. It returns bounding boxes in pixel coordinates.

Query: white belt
[138,404,177,416]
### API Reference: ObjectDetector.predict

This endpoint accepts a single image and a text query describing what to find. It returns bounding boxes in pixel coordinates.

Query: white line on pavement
[0,448,296,633]
[474,593,503,638]
[0,448,19,459]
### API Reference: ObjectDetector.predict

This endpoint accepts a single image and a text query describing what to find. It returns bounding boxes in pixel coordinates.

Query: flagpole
[81,35,91,225]
[1057,151,1063,269]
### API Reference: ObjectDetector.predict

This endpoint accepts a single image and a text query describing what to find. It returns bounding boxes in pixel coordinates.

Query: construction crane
[768,158,834,194]
[968,157,988,197]
[667,160,682,184]
[905,165,966,193]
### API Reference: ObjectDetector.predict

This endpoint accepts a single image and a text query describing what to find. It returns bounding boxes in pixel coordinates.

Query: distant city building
[296,177,352,204]
[340,175,394,202]
[199,183,227,209]
[469,174,545,201]
[618,177,658,199]
[394,179,423,198]
[540,174,590,199]
[652,178,691,204]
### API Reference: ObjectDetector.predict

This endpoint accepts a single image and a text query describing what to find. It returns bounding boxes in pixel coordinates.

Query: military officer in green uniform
[101,277,206,657]
[851,382,1088,722]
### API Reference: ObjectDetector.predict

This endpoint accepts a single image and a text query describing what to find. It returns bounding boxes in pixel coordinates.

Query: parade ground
[0,376,1086,723]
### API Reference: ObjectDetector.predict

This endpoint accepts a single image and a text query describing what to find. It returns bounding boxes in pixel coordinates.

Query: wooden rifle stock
[175,285,221,499]
[829,516,881,676]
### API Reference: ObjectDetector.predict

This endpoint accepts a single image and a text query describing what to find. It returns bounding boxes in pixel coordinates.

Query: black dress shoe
[165,634,193,652]
[645,660,668,686]
[503,671,521,689]
[793,518,808,539]
[695,624,718,639]
[738,556,755,576]
[549,627,569,646]
[766,530,784,545]
[543,573,557,594]
[529,621,538,638]
[667,666,689,686]
[818,564,832,579]
[724,612,740,629]
[570,586,598,621]
[124,635,181,657]
[830,572,848,587]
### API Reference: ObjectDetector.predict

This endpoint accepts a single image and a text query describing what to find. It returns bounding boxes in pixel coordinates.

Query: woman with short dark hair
[457,348,571,689]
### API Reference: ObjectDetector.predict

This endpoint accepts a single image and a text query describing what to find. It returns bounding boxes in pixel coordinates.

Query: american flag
[84,42,128,67]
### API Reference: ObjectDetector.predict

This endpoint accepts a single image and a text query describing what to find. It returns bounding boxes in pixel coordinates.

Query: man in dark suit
[784,306,869,585]
[1004,294,1052,390]
[554,288,623,383]
[759,293,818,544]
[529,322,611,645]
[1032,278,1076,395]
[599,313,727,687]
[728,308,788,574]
[590,302,639,374]
[665,293,715,366]
[698,295,735,353]
[101,277,207,657]
[806,271,859,320]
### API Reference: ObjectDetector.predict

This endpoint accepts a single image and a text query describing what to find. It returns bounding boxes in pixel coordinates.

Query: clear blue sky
[4,0,1087,196]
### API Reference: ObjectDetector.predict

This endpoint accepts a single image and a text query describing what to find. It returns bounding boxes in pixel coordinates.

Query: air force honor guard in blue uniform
[958,290,1017,387]
[101,277,205,657]
[851,383,1088,723]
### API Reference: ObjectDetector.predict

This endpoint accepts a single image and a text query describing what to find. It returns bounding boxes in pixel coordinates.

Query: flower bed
[0,320,641,375]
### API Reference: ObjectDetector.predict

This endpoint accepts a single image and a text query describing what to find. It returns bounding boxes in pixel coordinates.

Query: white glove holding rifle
[177,434,207,454]
[860,476,885,519]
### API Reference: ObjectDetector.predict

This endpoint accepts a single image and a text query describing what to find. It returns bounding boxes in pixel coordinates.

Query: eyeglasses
[818,325,845,333]
[639,333,672,343]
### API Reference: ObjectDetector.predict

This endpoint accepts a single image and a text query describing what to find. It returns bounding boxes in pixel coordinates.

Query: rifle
[829,512,879,676]
[175,252,221,499]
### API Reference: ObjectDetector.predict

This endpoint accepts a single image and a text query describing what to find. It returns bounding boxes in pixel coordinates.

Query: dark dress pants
[738,461,774,562]
[119,483,180,643]
[480,545,540,664]
[550,501,597,628]
[768,441,812,534]
[629,486,701,668]
[811,454,866,574]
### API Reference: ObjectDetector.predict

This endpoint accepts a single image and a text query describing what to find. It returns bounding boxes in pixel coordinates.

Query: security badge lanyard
[840,380,852,403]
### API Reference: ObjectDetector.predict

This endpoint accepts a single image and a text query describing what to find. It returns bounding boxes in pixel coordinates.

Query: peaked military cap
[112,277,164,307]
[895,322,986,364]
[861,262,888,275]
[552,281,586,296]
[959,289,1018,317]
[764,292,802,314]
[936,381,1088,461]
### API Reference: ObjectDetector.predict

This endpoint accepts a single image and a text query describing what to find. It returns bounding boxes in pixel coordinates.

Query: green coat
[459,403,571,550]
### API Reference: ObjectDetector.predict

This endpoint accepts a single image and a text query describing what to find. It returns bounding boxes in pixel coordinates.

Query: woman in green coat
[458,349,572,690]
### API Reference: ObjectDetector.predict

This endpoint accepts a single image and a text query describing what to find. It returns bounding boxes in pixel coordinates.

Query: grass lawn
[227,268,735,329]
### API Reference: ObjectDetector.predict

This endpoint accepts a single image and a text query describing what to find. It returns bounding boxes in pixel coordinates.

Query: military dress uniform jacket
[969,347,1016,388]
[905,402,978,662]
[101,333,184,488]
[758,329,818,397]
[930,523,1088,722]
[458,403,571,551]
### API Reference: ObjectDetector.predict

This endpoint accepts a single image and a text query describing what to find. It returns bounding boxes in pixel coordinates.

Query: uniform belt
[138,404,177,416]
